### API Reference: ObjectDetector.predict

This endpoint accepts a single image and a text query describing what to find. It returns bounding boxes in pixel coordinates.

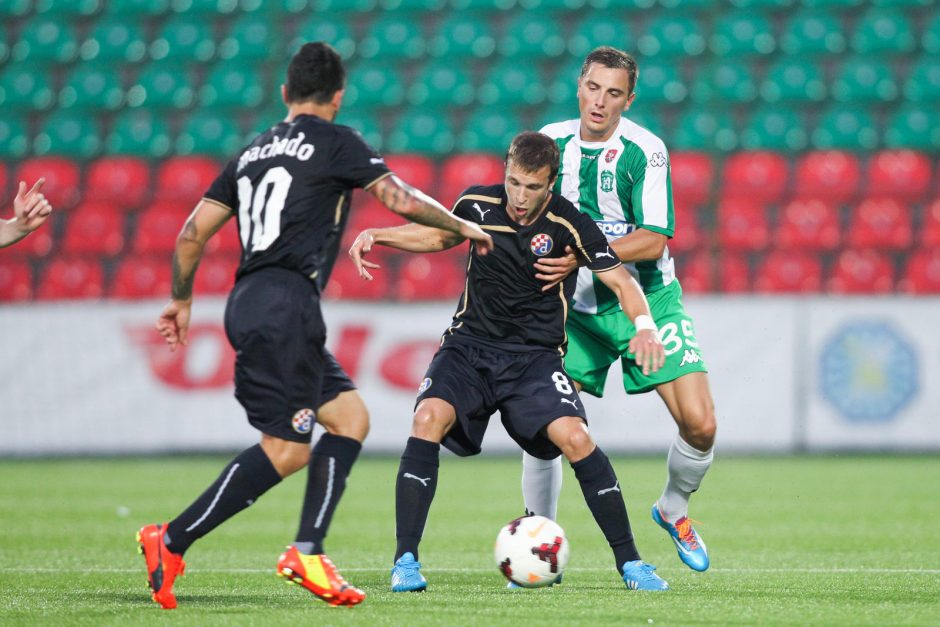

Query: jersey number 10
[236,166,292,252]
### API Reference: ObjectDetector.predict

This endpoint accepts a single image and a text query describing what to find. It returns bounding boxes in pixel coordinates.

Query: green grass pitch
[1,454,938,625]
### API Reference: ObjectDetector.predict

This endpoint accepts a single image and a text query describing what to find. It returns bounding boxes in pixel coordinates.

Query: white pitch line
[2,567,939,575]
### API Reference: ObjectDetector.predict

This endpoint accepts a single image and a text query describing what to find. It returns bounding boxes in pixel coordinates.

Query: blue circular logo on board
[819,321,918,424]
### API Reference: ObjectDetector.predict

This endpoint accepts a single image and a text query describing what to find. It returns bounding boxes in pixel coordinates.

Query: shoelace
[634,563,659,582]
[674,517,701,551]
[398,559,422,577]
[320,556,351,586]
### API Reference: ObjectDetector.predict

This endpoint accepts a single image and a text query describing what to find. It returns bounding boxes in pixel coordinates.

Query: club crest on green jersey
[600,170,614,193]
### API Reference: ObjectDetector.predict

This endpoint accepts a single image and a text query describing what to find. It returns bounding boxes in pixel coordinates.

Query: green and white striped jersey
[540,117,677,315]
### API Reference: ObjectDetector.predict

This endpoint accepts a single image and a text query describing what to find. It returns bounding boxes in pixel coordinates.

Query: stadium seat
[478,60,547,106]
[387,109,455,155]
[0,26,8,65]
[379,0,446,12]
[176,112,244,157]
[753,250,822,292]
[106,110,174,158]
[532,103,582,133]
[674,109,737,152]
[633,61,688,105]
[883,104,940,151]
[384,154,436,196]
[109,255,172,299]
[811,105,879,151]
[669,151,714,209]
[396,252,467,301]
[344,65,405,107]
[0,65,56,111]
[545,56,584,105]
[12,17,79,63]
[0,259,33,301]
[568,13,633,58]
[721,151,790,204]
[323,255,391,300]
[710,11,776,56]
[903,56,940,103]
[923,11,940,54]
[717,254,750,293]
[39,0,101,16]
[850,7,916,54]
[439,153,504,206]
[132,202,191,254]
[675,251,713,293]
[921,198,940,247]
[149,16,215,62]
[170,0,240,14]
[203,220,241,256]
[218,14,277,60]
[793,150,860,203]
[33,111,102,158]
[774,198,841,252]
[458,109,522,154]
[669,203,705,253]
[740,108,809,151]
[61,202,126,256]
[36,256,105,300]
[427,13,495,59]
[407,62,474,107]
[691,61,757,103]
[0,116,29,159]
[84,157,151,209]
[79,17,147,63]
[193,253,239,295]
[17,157,81,209]
[864,150,932,202]
[309,0,376,10]
[800,0,861,6]
[716,198,770,252]
[155,156,220,202]
[334,110,384,152]
[760,58,826,103]
[199,64,265,109]
[831,58,898,103]
[104,0,170,15]
[359,13,426,59]
[499,12,566,57]
[344,197,409,244]
[0,0,32,16]
[290,16,356,59]
[900,247,940,294]
[828,249,895,293]
[779,11,846,55]
[846,197,912,250]
[450,0,517,9]
[0,160,8,198]
[58,65,124,110]
[637,15,706,57]
[126,63,195,109]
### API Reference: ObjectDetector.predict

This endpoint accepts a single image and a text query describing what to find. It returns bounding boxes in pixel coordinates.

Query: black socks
[394,437,441,561]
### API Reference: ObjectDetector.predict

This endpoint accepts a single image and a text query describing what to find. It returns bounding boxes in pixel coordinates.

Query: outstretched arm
[0,178,52,248]
[595,266,665,375]
[348,223,466,280]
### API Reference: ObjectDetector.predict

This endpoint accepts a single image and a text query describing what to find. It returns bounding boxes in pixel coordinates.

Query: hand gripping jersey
[540,117,676,315]
[443,184,621,355]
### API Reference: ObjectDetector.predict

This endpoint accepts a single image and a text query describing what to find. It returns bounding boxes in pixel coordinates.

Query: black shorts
[224,268,355,444]
[416,339,587,460]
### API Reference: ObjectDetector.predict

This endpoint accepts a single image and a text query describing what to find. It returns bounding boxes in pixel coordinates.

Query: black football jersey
[203,114,390,286]
[443,184,621,354]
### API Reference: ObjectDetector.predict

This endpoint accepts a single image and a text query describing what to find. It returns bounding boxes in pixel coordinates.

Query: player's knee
[261,438,310,477]
[682,405,717,450]
[411,401,453,441]
[559,425,595,461]
[324,405,370,443]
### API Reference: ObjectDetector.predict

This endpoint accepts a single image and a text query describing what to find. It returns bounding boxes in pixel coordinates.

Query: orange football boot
[136,523,186,609]
[277,545,365,607]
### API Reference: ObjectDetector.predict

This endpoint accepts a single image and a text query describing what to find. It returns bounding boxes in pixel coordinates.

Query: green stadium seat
[567,14,633,57]
[458,109,522,154]
[170,0,239,14]
[0,27,7,65]
[545,56,583,105]
[104,0,170,14]
[760,58,826,103]
[309,0,376,11]
[80,17,147,63]
[923,11,940,54]
[477,61,547,106]
[35,0,102,15]
[903,56,940,103]
[637,16,706,57]
[291,16,356,59]
[812,105,879,151]
[741,107,809,150]
[218,14,278,61]
[359,14,426,59]
[450,0,517,11]
[408,62,474,107]
[107,110,174,157]
[126,63,195,109]
[58,65,124,110]
[634,61,687,104]
[250,101,286,135]
[780,11,846,55]
[0,65,55,111]
[176,112,245,157]
[344,65,405,107]
[0,0,32,15]
[674,109,737,152]
[659,0,714,11]
[12,17,79,63]
[532,103,579,131]
[519,0,587,9]
[0,116,29,159]
[150,16,216,62]
[380,0,446,10]
[499,12,566,57]
[34,111,102,158]
[428,13,496,58]
[691,61,757,103]
[873,0,931,6]
[335,110,384,152]
[851,8,916,54]
[263,0,310,15]
[831,58,898,103]
[199,64,266,108]
[387,109,455,155]
[884,105,940,151]
[729,0,793,7]
[799,0,859,5]
[710,11,776,56]
[623,110,666,139]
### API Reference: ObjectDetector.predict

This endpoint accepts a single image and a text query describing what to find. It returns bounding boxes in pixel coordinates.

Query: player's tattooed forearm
[171,252,197,301]
[179,217,199,243]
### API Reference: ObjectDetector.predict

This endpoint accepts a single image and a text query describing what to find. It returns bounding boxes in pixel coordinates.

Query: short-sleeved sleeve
[625,147,675,238]
[203,159,238,211]
[570,210,621,273]
[451,186,481,221]
[330,126,392,190]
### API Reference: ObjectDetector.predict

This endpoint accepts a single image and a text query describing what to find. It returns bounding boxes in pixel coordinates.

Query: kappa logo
[679,349,702,367]
[648,152,669,168]
[418,377,432,394]
[291,408,314,434]
[403,473,432,486]
[472,202,490,221]
[560,398,579,410]
[530,233,554,256]
[597,481,621,496]
[595,249,615,260]
[605,148,618,163]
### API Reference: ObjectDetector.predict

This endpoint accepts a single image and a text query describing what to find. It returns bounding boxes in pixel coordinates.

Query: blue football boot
[621,560,670,591]
[391,552,427,592]
[651,505,710,572]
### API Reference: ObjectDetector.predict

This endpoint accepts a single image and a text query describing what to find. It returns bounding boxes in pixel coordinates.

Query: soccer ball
[494,515,569,588]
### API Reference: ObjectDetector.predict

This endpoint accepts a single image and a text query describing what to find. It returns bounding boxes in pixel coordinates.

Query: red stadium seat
[900,247,940,294]
[194,254,239,296]
[669,203,705,253]
[774,198,841,252]
[109,255,172,299]
[61,202,125,256]
[132,202,191,254]
[204,219,242,255]
[16,157,82,209]
[793,151,861,204]
[670,151,714,209]
[828,249,895,294]
[718,254,750,293]
[864,150,932,202]
[384,154,436,197]
[36,256,104,300]
[921,198,940,247]
[754,251,822,293]
[397,251,467,301]
[0,260,33,301]
[676,251,714,293]
[721,151,789,204]
[0,221,54,258]
[343,197,409,245]
[0,162,8,200]
[846,197,912,250]
[323,255,391,300]
[439,153,505,207]
[716,198,770,252]
[154,157,221,203]
[84,157,151,210]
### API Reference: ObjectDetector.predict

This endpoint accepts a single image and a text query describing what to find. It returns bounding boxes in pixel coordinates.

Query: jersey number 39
[236,166,292,252]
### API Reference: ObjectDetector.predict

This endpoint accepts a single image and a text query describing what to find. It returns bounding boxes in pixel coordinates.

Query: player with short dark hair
[0,178,51,248]
[137,42,493,610]
[350,131,671,593]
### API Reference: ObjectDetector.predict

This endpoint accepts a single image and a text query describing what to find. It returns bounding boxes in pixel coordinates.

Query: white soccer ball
[494,515,569,588]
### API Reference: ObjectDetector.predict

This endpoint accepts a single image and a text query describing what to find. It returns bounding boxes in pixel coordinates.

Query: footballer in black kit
[349,131,670,593]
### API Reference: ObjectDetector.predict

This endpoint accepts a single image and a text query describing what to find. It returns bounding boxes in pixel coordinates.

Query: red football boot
[277,545,365,607]
[136,523,186,609]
